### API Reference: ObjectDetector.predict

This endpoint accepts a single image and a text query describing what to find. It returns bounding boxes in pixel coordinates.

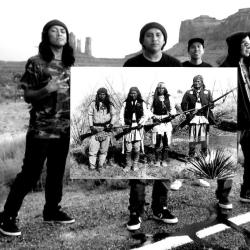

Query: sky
[0,0,249,61]
[71,67,237,114]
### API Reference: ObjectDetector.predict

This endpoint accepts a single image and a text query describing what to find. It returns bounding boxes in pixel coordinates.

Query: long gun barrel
[176,87,237,130]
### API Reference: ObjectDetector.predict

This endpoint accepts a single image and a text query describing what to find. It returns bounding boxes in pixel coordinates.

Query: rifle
[79,125,130,141]
[175,87,237,131]
[115,111,191,140]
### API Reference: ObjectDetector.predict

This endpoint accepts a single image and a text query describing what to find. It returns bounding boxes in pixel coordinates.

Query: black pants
[240,130,250,191]
[129,179,170,216]
[4,132,69,218]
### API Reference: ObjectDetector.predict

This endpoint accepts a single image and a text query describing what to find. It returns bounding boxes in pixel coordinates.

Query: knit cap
[42,19,69,42]
[139,22,167,49]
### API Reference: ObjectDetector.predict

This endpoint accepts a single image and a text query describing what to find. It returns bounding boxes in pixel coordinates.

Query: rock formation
[168,8,250,65]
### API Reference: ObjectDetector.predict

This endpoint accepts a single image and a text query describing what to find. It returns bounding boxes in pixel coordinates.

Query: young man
[221,32,250,203]
[88,87,115,171]
[0,20,75,237]
[124,22,182,67]
[124,22,181,231]
[182,38,212,67]
[119,87,148,171]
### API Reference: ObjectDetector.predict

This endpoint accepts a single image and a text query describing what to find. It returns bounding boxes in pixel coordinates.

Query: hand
[46,72,70,93]
[123,127,130,134]
[153,117,161,123]
[90,126,98,133]
[186,113,191,120]
[137,124,143,129]
[105,124,113,132]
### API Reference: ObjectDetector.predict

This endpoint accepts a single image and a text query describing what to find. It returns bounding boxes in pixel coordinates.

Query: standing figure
[88,87,115,171]
[123,22,180,231]
[181,75,215,188]
[221,32,250,204]
[119,87,148,172]
[182,38,212,67]
[150,82,176,167]
[0,19,75,237]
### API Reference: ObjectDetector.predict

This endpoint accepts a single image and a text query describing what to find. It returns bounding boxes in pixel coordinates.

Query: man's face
[158,86,165,95]
[240,36,250,58]
[98,92,106,101]
[48,25,67,48]
[193,79,202,90]
[130,90,138,100]
[142,28,165,53]
[188,42,204,60]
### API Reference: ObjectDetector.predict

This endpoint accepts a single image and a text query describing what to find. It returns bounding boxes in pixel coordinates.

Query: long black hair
[221,32,250,67]
[125,87,144,103]
[95,92,113,114]
[39,19,75,67]
[152,85,170,111]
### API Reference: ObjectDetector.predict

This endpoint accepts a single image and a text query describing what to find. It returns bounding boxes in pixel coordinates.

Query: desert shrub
[0,138,25,186]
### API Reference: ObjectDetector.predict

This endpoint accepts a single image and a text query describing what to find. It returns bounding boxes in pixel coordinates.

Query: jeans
[4,132,69,218]
[240,130,250,191]
[128,179,170,216]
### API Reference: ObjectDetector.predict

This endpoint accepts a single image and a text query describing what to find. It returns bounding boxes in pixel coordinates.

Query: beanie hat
[42,19,69,42]
[97,87,108,95]
[188,37,204,50]
[139,22,167,49]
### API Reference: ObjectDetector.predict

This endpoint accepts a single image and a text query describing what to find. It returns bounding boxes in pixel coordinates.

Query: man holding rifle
[149,82,176,167]
[181,75,215,158]
[88,87,115,171]
[119,87,149,172]
[181,75,214,187]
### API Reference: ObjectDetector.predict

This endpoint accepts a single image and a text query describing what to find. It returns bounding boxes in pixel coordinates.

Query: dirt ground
[0,179,249,250]
[70,126,237,179]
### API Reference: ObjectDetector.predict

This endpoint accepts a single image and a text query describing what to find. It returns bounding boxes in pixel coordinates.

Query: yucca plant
[187,149,237,179]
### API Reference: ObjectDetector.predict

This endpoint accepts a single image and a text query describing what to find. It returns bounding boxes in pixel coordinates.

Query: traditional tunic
[119,100,149,154]
[150,95,176,145]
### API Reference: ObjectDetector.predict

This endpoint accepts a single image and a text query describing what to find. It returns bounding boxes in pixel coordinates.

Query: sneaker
[0,212,21,236]
[170,180,182,191]
[43,210,75,224]
[240,190,250,203]
[194,179,210,188]
[153,207,178,224]
[218,197,233,209]
[127,212,141,231]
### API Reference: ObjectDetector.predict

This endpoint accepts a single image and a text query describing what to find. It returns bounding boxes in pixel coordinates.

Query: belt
[93,120,111,127]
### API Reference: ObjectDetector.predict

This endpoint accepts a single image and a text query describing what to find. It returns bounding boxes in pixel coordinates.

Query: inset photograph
[70,67,237,179]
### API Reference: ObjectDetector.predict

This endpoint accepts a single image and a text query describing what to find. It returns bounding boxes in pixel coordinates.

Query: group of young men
[0,19,249,239]
[88,21,250,231]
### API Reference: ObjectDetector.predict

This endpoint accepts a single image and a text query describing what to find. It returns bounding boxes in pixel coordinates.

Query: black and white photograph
[0,0,250,249]
[70,67,237,180]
